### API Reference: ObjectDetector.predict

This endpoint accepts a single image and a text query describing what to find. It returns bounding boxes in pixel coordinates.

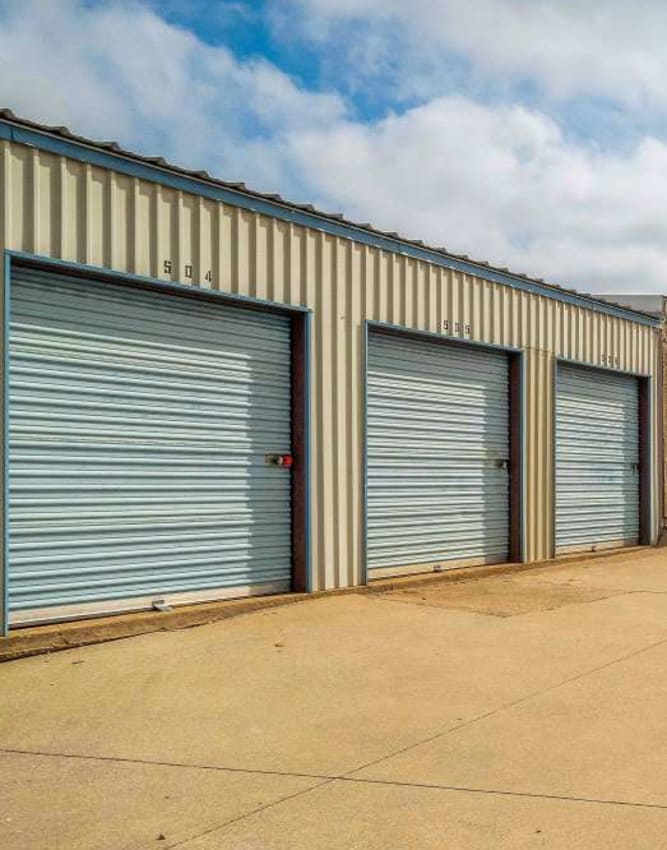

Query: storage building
[0,110,661,632]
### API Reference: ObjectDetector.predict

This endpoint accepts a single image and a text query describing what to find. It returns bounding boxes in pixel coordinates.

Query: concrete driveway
[2,547,667,849]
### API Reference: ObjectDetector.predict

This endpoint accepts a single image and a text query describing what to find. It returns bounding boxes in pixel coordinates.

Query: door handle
[265,453,294,468]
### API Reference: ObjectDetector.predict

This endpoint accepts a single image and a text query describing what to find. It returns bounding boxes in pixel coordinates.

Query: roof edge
[0,109,660,328]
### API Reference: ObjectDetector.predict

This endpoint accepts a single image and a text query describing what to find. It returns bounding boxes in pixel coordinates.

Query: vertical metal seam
[58,156,67,260]
[30,148,40,255]
[83,163,92,266]
[130,178,140,275]
[331,239,342,587]
[345,242,358,587]
[214,201,223,292]
[196,195,204,288]
[1,143,12,254]
[107,170,116,270]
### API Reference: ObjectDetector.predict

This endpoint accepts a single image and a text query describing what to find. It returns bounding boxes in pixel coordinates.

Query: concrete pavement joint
[4,744,666,821]
[158,777,667,849]
[5,742,667,849]
[0,747,333,782]
[341,633,667,780]
[342,776,667,811]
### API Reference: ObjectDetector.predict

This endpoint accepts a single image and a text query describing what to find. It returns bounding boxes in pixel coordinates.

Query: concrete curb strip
[0,547,649,662]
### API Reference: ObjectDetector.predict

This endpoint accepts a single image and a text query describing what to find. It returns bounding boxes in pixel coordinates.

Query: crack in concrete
[370,591,622,618]
[370,595,502,615]
[535,580,667,602]
[161,778,336,850]
[371,583,667,618]
[522,579,667,596]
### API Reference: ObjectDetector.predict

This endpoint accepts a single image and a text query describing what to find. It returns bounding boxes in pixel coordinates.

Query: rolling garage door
[366,332,510,576]
[556,363,640,553]
[8,267,293,623]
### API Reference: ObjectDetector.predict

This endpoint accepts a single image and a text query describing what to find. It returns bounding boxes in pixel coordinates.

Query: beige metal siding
[0,139,661,625]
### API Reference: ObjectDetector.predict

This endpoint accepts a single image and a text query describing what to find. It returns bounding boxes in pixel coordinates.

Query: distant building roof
[597,295,665,319]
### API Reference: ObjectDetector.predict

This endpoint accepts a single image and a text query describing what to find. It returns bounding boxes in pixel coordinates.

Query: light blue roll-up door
[9,267,293,623]
[366,332,510,576]
[555,363,639,553]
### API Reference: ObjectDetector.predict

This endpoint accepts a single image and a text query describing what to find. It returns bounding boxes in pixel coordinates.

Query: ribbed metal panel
[0,138,660,623]
[366,332,510,572]
[8,267,292,616]
[556,363,639,552]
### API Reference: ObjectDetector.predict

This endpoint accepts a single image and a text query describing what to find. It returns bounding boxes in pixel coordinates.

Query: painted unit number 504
[163,260,213,282]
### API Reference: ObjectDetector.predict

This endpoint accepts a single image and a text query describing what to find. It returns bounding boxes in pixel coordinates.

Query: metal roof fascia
[0,118,659,328]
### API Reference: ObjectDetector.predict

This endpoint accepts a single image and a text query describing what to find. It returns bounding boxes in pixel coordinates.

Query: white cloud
[0,0,667,291]
[0,0,346,189]
[282,0,667,110]
[282,97,667,291]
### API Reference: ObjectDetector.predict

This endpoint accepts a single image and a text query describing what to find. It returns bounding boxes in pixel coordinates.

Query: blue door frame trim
[0,119,659,329]
[299,310,313,594]
[1,250,313,633]
[362,320,527,583]
[2,252,10,633]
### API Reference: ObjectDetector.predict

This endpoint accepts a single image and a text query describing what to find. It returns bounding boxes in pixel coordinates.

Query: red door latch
[265,453,294,468]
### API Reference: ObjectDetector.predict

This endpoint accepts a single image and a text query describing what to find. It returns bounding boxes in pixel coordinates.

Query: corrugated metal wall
[0,139,660,623]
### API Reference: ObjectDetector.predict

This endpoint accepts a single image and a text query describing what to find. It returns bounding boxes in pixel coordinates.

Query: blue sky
[148,0,667,144]
[2,0,667,291]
